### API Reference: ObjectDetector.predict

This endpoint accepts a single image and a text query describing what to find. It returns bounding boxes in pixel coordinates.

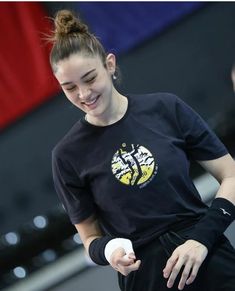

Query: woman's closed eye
[66,86,77,92]
[64,75,97,92]
[85,75,97,83]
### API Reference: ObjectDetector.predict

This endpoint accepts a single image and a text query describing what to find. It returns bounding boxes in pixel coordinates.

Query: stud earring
[112,73,117,80]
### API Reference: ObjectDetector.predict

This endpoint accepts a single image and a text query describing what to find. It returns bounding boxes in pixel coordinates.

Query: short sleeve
[52,149,95,224]
[174,96,228,161]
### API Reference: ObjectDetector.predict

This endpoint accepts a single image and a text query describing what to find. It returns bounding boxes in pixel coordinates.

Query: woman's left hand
[163,239,208,290]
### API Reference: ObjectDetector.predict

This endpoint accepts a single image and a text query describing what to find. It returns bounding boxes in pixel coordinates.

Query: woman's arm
[163,153,235,290]
[198,153,235,204]
[75,215,141,276]
[75,215,103,253]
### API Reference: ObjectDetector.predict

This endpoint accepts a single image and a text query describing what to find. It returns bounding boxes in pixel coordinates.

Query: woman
[51,10,235,291]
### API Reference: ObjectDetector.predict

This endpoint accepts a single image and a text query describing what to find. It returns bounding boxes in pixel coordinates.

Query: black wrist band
[88,236,113,265]
[187,197,235,252]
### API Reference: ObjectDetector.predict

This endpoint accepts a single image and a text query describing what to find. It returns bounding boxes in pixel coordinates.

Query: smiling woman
[54,53,126,126]
[49,10,127,127]
[50,9,235,291]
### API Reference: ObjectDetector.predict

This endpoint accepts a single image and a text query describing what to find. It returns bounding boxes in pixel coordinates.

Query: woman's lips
[83,95,101,109]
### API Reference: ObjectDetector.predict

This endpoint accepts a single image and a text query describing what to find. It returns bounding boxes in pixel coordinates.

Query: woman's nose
[78,86,91,100]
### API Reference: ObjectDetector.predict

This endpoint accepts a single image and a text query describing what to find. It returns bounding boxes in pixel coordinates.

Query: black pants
[118,227,235,291]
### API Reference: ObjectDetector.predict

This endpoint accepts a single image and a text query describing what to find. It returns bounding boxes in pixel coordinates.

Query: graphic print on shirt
[111,143,158,188]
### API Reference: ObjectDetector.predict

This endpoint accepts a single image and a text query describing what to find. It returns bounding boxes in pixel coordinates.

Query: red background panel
[0,2,60,129]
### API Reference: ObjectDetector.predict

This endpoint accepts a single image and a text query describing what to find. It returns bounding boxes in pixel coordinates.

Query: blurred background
[0,2,235,290]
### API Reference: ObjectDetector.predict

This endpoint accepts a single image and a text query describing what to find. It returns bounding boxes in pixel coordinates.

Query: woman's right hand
[109,247,141,276]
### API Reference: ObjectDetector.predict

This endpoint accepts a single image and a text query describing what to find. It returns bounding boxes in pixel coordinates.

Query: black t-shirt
[52,93,228,247]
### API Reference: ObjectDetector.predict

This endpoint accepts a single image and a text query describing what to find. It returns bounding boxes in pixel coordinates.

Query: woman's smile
[81,94,101,109]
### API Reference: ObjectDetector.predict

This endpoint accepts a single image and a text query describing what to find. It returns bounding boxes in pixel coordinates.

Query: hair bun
[54,10,88,37]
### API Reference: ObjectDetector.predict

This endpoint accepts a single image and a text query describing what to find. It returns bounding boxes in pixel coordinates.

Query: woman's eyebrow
[81,69,96,79]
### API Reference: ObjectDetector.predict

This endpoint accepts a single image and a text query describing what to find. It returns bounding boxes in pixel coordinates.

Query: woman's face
[54,53,116,118]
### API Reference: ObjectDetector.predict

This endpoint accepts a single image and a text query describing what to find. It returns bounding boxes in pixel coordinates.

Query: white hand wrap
[104,238,134,264]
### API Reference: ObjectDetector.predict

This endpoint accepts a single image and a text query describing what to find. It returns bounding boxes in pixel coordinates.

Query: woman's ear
[105,53,116,75]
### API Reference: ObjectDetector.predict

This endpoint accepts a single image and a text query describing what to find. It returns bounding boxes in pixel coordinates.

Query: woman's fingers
[178,257,201,290]
[163,239,208,289]
[165,257,184,288]
[177,261,193,290]
[113,248,135,265]
[117,259,141,276]
[185,260,201,285]
[163,253,178,279]
[110,247,141,276]
[124,252,136,260]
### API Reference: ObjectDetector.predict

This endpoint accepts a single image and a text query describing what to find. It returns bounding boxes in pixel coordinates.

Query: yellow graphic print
[111,143,157,187]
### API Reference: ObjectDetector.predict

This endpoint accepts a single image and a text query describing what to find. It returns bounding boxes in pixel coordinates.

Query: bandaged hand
[104,238,141,276]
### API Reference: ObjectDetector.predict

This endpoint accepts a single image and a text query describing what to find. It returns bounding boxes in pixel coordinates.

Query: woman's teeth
[84,96,98,105]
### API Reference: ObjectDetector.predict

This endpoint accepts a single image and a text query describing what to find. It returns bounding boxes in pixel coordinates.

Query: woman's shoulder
[128,92,180,112]
[52,119,84,159]
[130,91,178,103]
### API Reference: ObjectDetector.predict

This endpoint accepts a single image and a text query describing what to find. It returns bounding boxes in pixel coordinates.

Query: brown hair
[49,10,107,72]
